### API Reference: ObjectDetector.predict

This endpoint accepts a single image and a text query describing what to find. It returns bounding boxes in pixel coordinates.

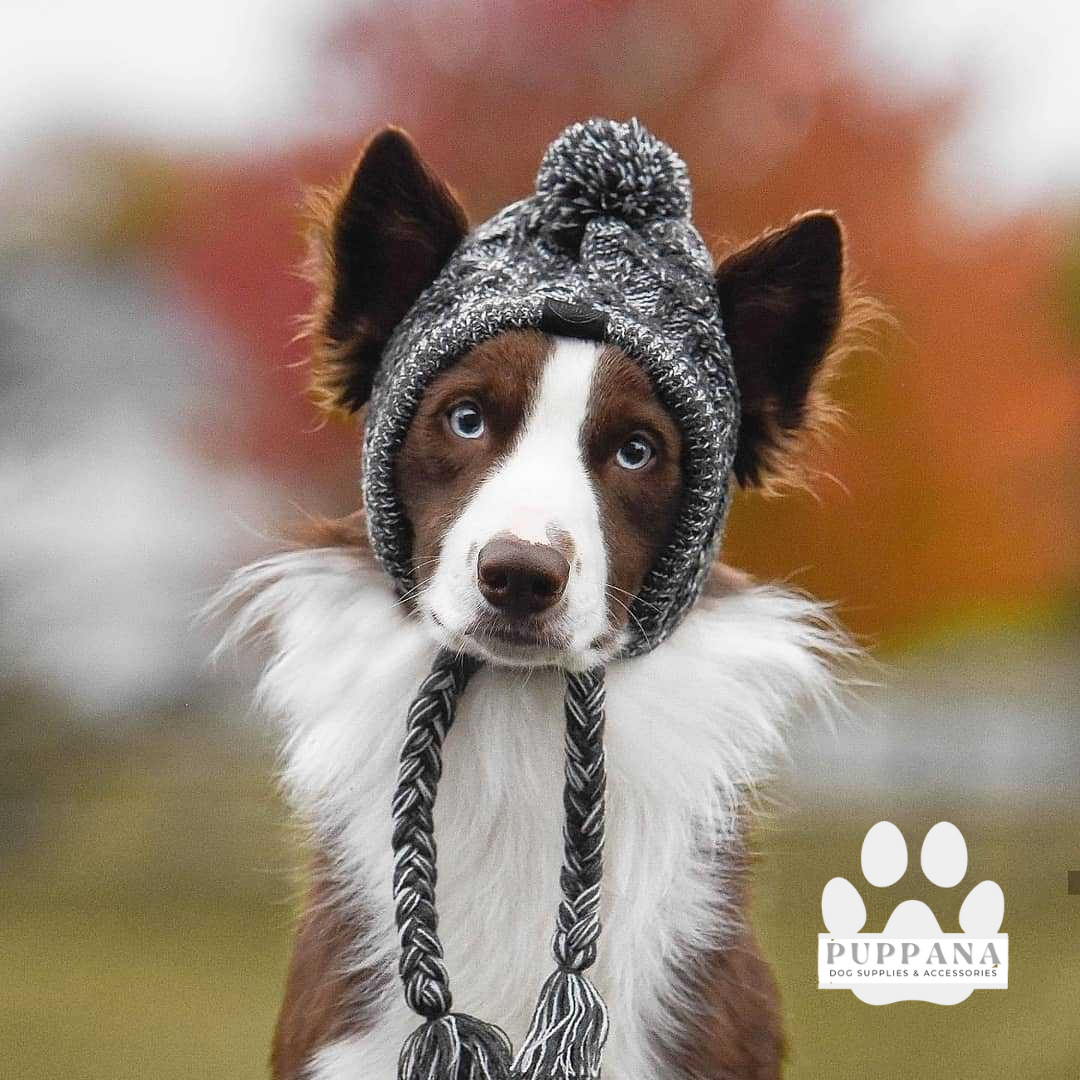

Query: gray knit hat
[373,119,740,1080]
[363,117,739,658]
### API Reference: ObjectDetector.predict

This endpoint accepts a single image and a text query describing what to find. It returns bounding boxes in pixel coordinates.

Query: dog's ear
[715,211,845,487]
[305,127,469,415]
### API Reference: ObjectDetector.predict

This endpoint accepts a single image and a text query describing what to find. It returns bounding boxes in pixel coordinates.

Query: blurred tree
[163,0,1078,644]
[1060,226,1080,344]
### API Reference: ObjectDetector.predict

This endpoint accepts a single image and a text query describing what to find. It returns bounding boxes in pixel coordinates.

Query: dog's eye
[615,435,655,471]
[447,400,485,439]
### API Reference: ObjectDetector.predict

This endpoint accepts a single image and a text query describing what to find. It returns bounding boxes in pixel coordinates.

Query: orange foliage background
[163,0,1077,644]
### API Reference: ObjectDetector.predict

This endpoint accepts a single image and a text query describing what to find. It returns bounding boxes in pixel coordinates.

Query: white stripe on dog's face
[422,338,614,669]
[398,329,683,669]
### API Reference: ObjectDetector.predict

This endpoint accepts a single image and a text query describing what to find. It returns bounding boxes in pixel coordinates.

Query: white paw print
[821,822,1005,1005]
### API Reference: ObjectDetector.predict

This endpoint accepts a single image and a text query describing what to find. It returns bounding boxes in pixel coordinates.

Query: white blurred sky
[0,0,349,152]
[845,0,1080,214]
[1,0,1077,216]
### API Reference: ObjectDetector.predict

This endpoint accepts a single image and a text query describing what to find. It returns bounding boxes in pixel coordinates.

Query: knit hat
[372,119,740,1080]
[363,118,739,659]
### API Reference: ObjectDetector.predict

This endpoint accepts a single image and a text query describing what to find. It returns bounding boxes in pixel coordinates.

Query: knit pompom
[534,118,691,248]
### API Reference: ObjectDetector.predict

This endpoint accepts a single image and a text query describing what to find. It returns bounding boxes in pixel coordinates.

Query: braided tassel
[512,669,610,1080]
[399,1013,513,1080]
[393,650,512,1080]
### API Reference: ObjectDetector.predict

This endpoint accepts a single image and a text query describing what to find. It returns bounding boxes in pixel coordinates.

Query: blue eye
[615,435,654,470]
[448,401,485,439]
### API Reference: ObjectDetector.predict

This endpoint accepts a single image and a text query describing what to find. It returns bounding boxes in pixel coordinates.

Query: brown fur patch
[271,854,385,1079]
[704,559,754,597]
[584,345,684,639]
[289,508,371,553]
[396,330,550,586]
[661,918,784,1078]
[653,818,784,1079]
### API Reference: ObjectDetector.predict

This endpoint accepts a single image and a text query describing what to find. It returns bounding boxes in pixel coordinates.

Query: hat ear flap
[714,212,845,486]
[306,127,469,415]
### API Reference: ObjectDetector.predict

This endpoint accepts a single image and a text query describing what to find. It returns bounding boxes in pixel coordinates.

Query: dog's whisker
[603,582,662,615]
[605,586,653,649]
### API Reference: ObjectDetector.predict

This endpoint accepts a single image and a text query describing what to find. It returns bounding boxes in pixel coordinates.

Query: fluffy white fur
[215,546,851,1080]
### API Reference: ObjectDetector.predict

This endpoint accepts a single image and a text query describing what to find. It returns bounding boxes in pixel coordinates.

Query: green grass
[2,719,1077,1078]
[1,716,296,1080]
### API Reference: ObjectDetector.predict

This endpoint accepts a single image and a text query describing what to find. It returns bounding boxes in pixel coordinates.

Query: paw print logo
[821,822,1006,1005]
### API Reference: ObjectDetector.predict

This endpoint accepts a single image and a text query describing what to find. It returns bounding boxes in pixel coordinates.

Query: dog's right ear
[305,127,469,415]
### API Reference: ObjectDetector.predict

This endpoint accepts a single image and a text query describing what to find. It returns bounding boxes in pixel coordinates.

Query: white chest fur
[217,549,847,1080]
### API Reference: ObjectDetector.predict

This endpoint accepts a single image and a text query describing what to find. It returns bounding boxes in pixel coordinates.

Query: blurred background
[2,1,1076,1077]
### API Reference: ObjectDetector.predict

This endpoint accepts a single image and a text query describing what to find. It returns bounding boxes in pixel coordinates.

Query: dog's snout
[476,537,570,616]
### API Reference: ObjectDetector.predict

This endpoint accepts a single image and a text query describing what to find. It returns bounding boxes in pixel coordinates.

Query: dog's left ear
[714,211,845,486]
[306,127,469,415]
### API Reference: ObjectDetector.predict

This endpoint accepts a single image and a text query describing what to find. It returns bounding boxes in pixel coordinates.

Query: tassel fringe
[399,1012,513,1080]
[511,969,610,1080]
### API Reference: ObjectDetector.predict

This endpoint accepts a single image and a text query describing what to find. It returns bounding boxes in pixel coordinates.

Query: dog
[218,123,856,1080]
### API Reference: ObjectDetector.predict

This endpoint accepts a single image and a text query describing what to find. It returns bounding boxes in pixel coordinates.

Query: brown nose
[476,536,570,616]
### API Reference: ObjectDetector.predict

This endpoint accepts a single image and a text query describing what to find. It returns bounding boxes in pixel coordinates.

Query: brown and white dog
[219,128,857,1080]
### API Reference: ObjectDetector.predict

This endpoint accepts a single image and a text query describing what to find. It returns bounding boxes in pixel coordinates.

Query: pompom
[535,118,690,249]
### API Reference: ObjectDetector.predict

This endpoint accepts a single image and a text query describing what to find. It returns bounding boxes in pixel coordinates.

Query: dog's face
[395,331,682,669]
[305,127,848,667]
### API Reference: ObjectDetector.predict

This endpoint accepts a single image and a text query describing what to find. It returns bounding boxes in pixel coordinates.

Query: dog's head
[305,127,848,670]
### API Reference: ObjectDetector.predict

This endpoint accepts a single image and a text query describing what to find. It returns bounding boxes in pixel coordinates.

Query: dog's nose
[476,536,570,616]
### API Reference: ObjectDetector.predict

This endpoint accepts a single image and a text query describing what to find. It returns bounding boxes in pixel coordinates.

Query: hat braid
[553,669,607,973]
[393,649,513,1080]
[392,655,610,1080]
[512,668,610,1080]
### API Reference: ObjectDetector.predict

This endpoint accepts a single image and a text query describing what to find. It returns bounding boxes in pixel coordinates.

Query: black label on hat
[539,298,608,342]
